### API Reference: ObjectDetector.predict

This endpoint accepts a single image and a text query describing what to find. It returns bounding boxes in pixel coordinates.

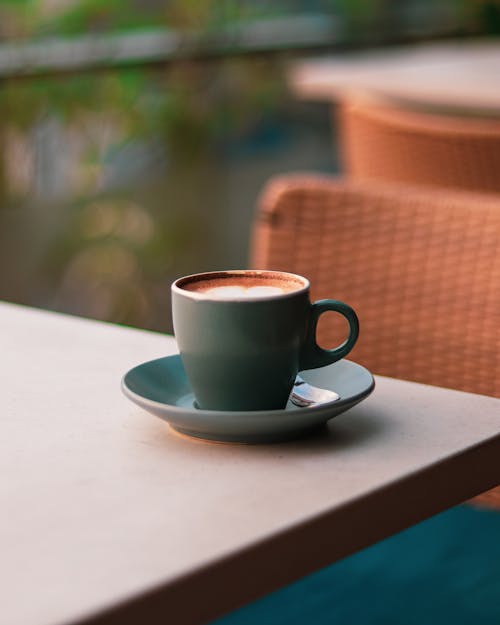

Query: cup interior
[173,270,309,300]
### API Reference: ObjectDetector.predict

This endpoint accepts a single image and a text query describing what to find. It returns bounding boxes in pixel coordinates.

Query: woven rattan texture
[252,175,500,397]
[339,101,500,194]
[251,175,500,505]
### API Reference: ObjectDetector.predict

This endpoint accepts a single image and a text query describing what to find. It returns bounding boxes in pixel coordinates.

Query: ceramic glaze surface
[172,270,359,411]
[122,355,375,443]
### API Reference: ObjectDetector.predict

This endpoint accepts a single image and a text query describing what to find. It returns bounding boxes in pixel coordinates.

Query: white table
[1,301,499,625]
[290,40,500,116]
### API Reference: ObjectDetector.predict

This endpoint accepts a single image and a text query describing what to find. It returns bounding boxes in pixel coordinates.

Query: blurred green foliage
[1,0,499,43]
[0,12,287,328]
[0,0,160,39]
[0,0,287,40]
[0,0,498,329]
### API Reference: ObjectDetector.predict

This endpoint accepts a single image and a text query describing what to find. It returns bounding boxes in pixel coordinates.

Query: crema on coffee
[177,271,305,299]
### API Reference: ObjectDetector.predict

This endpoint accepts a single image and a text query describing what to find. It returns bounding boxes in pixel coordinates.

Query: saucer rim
[121,354,375,418]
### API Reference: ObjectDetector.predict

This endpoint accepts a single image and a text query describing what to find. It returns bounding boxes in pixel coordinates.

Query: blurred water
[0,65,337,334]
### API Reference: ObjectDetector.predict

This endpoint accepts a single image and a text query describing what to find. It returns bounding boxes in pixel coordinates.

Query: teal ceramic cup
[172,270,359,411]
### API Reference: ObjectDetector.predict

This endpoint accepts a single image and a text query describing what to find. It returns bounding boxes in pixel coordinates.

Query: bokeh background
[1,4,500,625]
[1,0,499,332]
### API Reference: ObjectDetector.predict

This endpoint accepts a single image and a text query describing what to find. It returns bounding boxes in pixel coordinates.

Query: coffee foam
[204,285,285,299]
[178,271,305,299]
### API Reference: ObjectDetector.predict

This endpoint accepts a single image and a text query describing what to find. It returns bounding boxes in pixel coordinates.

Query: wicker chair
[338,98,500,194]
[251,174,500,507]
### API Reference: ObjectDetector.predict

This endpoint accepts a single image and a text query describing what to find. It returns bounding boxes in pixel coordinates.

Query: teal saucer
[121,355,375,443]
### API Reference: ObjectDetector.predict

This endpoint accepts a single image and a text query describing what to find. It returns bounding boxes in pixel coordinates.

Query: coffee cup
[171,269,359,411]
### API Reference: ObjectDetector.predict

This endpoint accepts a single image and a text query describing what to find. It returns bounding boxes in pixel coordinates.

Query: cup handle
[299,300,359,370]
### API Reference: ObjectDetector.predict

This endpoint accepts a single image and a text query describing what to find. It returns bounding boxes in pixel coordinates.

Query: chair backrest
[338,99,500,194]
[251,175,500,398]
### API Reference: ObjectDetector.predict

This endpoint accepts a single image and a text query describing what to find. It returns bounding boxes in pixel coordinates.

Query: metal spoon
[291,375,340,407]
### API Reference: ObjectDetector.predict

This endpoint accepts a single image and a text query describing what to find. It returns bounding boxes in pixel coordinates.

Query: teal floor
[212,505,500,625]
